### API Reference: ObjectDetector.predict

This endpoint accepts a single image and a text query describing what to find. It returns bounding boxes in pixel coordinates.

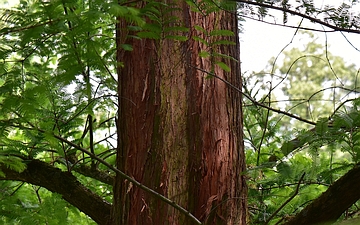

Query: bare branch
[234,0,360,34]
[192,66,317,126]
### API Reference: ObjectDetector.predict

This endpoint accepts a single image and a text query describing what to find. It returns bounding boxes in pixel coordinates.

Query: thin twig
[192,66,316,125]
[240,14,337,33]
[234,0,360,34]
[41,129,202,225]
[264,172,306,225]
[10,114,201,224]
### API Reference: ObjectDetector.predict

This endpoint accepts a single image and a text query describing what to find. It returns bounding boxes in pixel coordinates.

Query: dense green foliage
[1,0,360,224]
[0,181,97,224]
[0,0,238,223]
[0,0,122,223]
[244,33,360,224]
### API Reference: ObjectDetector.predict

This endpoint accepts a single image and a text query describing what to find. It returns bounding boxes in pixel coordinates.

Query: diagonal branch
[0,159,111,225]
[265,173,305,225]
[3,122,202,224]
[192,65,316,125]
[49,132,202,225]
[234,0,360,34]
[72,164,114,186]
[284,165,360,225]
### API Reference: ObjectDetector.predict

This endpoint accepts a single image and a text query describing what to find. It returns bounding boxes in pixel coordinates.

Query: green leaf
[108,4,128,17]
[127,26,143,31]
[334,112,353,128]
[127,34,142,40]
[212,52,238,61]
[142,23,162,33]
[186,0,201,13]
[127,7,140,16]
[194,25,207,33]
[205,74,214,79]
[277,162,292,178]
[199,51,211,58]
[0,156,27,177]
[121,44,133,51]
[192,36,208,45]
[165,35,188,41]
[137,31,161,39]
[216,61,231,72]
[210,29,234,36]
[281,140,299,155]
[315,117,328,135]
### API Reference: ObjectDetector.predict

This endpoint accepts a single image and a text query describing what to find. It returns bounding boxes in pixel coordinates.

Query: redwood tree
[3,1,360,224]
[112,1,247,224]
[0,0,247,224]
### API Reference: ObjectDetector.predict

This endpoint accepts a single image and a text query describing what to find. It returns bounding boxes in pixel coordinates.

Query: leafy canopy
[243,30,360,225]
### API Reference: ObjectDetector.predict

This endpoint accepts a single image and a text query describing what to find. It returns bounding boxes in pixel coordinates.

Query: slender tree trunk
[111,1,247,224]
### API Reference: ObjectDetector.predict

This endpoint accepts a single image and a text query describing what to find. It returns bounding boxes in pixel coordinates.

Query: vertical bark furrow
[112,2,247,225]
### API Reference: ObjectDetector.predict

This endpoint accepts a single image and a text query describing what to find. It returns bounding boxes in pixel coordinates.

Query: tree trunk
[111,1,247,224]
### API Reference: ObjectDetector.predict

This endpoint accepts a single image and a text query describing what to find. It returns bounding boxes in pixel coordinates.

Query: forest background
[1,0,360,225]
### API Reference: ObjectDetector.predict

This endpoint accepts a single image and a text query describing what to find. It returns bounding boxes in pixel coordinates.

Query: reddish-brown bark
[112,1,247,224]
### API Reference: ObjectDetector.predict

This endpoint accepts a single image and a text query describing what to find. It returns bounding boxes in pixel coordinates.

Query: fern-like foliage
[244,73,360,224]
[0,1,131,222]
[0,0,124,156]
[0,0,241,223]
[0,156,26,177]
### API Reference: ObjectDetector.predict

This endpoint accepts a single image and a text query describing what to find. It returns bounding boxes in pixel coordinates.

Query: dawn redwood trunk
[111,1,247,224]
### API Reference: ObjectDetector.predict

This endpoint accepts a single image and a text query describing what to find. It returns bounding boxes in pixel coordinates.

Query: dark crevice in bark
[0,159,111,225]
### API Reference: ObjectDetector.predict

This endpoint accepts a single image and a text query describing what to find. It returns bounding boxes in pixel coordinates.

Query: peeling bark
[112,1,247,224]
[0,160,111,225]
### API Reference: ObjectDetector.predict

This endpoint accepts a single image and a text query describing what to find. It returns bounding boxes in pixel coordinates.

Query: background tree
[3,0,360,224]
[277,32,357,126]
[242,17,360,225]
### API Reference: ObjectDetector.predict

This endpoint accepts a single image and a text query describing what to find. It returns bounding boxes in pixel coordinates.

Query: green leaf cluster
[244,32,360,224]
[194,26,237,73]
[0,181,96,224]
[0,0,127,223]
[139,2,189,41]
[0,0,240,223]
